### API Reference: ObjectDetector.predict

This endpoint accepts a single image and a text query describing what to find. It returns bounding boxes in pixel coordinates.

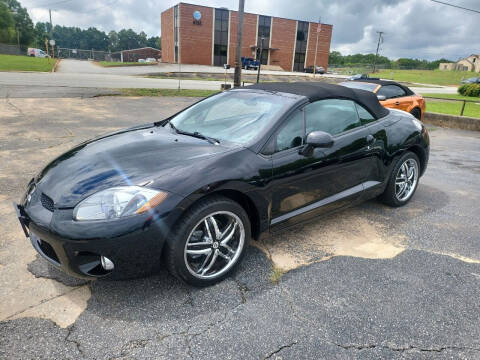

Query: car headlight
[73,186,168,221]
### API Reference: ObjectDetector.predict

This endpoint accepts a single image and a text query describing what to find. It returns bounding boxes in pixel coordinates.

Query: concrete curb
[424,112,480,131]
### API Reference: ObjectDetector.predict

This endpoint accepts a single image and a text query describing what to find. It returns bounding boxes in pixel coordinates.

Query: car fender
[168,179,271,240]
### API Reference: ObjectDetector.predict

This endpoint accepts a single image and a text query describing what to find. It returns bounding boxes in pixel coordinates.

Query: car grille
[41,193,54,212]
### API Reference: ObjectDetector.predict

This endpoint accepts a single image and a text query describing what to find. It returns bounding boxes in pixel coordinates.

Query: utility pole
[372,31,384,73]
[256,36,264,83]
[233,0,245,87]
[16,26,20,47]
[313,17,321,77]
[49,9,53,39]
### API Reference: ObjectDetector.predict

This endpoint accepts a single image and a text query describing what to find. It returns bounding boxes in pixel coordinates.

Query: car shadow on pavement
[26,183,449,326]
[28,244,273,319]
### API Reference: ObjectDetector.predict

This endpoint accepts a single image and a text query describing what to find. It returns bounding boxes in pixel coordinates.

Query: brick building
[161,3,333,72]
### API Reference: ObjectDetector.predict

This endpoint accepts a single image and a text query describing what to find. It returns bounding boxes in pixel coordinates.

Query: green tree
[108,30,119,51]
[329,50,343,65]
[1,0,34,45]
[0,2,16,43]
[117,28,142,50]
[146,36,161,49]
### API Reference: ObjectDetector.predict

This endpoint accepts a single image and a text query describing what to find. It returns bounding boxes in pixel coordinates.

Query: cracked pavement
[1,94,479,359]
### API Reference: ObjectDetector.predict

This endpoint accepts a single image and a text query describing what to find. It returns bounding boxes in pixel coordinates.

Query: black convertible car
[15,82,429,286]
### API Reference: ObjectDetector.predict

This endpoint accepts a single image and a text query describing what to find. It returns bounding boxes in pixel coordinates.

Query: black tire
[410,107,421,120]
[165,195,250,287]
[380,151,421,207]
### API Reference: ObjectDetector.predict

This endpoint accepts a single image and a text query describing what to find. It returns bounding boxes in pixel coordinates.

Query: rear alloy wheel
[381,151,420,207]
[410,107,421,120]
[165,196,250,287]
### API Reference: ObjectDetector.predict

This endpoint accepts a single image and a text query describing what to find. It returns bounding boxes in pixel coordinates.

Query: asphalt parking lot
[0,95,479,359]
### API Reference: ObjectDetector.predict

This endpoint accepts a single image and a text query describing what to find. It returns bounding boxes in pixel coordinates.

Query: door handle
[395,101,400,105]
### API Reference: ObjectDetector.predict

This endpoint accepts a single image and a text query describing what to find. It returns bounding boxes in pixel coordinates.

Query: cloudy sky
[21,0,479,60]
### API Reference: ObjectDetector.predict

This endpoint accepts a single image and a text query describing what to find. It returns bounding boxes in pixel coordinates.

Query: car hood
[35,125,238,207]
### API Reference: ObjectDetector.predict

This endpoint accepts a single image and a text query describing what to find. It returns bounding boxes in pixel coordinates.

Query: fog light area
[100,256,114,270]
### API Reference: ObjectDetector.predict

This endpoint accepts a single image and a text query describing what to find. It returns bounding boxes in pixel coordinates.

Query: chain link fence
[56,47,109,61]
[0,43,28,56]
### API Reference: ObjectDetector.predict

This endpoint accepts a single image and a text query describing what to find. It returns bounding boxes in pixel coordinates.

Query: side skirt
[270,181,381,226]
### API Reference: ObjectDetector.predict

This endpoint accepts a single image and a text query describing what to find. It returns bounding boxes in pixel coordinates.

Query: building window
[214,8,229,66]
[174,5,179,63]
[256,15,271,65]
[293,21,309,72]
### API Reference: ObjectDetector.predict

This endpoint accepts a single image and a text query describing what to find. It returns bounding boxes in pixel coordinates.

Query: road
[0,95,479,359]
[0,71,229,91]
[0,59,457,95]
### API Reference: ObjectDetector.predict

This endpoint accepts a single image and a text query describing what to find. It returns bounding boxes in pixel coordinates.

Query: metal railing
[424,96,480,117]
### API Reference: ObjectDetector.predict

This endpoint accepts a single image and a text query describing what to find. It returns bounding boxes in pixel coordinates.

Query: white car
[145,58,157,63]
[27,48,48,58]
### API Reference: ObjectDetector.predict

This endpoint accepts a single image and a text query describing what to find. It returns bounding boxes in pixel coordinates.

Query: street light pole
[256,36,264,83]
[233,0,245,88]
[313,17,321,77]
[49,9,53,39]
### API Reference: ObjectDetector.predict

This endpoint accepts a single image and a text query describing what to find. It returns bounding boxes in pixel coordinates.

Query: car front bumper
[15,191,187,280]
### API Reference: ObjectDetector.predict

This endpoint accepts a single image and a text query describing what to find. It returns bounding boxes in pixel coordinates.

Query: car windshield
[169,91,290,144]
[340,81,378,92]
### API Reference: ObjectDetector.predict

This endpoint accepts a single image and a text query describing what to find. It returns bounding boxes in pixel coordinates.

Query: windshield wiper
[169,122,220,145]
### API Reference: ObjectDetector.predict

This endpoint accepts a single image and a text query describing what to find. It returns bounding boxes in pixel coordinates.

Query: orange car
[340,79,426,121]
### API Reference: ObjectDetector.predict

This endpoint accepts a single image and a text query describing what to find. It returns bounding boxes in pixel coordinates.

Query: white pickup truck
[27,48,48,58]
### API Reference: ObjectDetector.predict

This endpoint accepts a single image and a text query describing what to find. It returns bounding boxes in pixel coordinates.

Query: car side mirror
[298,131,333,156]
[300,131,333,156]
[306,131,334,148]
[377,95,386,101]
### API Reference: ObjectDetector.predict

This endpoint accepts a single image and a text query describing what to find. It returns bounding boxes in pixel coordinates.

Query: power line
[79,0,120,14]
[35,0,118,12]
[36,0,75,8]
[430,0,480,14]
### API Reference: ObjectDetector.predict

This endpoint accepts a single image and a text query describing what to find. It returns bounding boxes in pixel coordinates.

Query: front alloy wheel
[165,196,250,286]
[184,211,245,279]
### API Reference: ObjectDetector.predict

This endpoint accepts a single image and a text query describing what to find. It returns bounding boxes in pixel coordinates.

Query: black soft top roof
[243,82,389,119]
[353,79,415,96]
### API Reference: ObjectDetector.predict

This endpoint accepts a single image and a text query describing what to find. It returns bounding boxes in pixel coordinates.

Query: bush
[458,84,480,97]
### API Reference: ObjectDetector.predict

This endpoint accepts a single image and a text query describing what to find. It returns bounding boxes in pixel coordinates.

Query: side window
[355,103,375,125]
[305,99,361,136]
[275,109,304,152]
[377,85,406,99]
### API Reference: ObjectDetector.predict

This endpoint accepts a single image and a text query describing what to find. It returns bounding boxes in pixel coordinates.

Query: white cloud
[20,0,479,60]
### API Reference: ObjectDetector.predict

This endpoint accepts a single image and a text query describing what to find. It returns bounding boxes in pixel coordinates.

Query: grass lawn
[374,69,471,86]
[423,93,480,101]
[116,88,219,97]
[97,61,158,67]
[424,93,480,118]
[0,54,55,72]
